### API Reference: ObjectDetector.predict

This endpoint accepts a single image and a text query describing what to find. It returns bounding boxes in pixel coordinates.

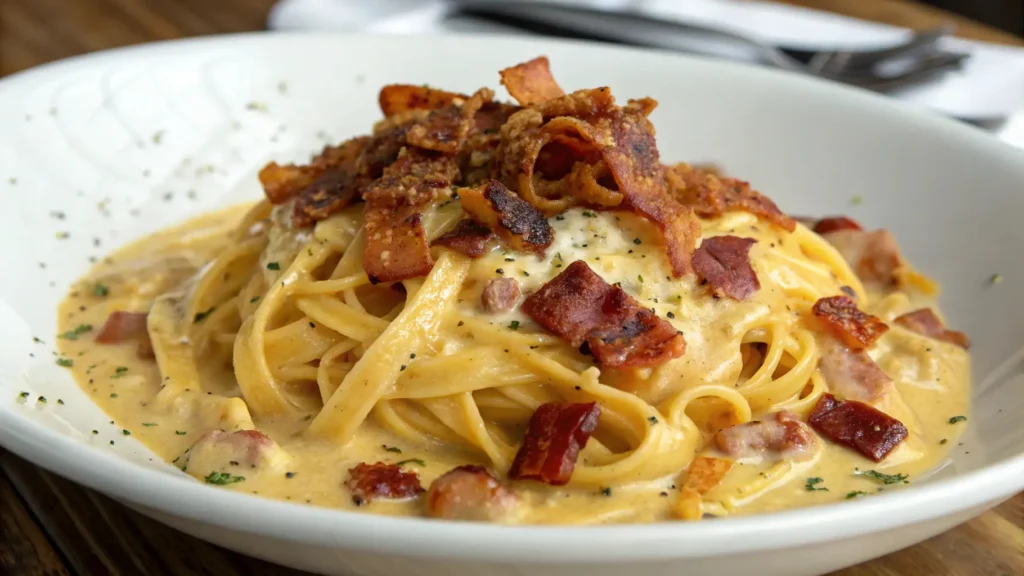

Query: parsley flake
[384,445,402,453]
[805,477,829,492]
[845,491,869,499]
[509,320,520,331]
[396,459,426,467]
[948,415,967,424]
[204,471,246,485]
[266,262,281,271]
[56,358,73,368]
[93,283,110,297]
[193,307,216,323]
[59,324,93,340]
[857,470,908,485]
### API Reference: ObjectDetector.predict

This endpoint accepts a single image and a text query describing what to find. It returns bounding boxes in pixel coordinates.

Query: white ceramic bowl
[1,34,1023,576]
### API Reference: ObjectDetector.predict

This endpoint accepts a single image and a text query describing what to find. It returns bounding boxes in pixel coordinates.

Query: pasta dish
[57,57,970,524]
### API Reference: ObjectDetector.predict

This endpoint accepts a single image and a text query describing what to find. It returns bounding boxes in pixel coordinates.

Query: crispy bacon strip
[378,84,467,117]
[714,411,817,462]
[692,235,760,300]
[808,394,908,462]
[427,465,518,522]
[432,219,495,258]
[522,261,686,368]
[499,57,565,106]
[508,402,600,485]
[819,228,905,288]
[895,308,970,349]
[818,337,893,403]
[813,216,863,235]
[96,311,154,360]
[406,88,494,155]
[363,150,459,283]
[812,295,889,349]
[675,456,734,520]
[665,163,795,232]
[459,179,553,255]
[260,136,370,212]
[345,462,424,505]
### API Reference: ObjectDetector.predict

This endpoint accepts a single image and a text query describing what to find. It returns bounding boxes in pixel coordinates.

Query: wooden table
[1,1,1021,575]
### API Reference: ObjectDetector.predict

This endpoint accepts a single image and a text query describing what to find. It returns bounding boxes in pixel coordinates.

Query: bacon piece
[522,261,686,368]
[481,278,521,313]
[378,84,467,117]
[820,228,904,287]
[692,235,760,300]
[499,56,565,106]
[261,137,370,212]
[536,87,617,119]
[818,338,893,403]
[813,216,863,235]
[427,465,519,522]
[363,150,459,283]
[184,429,288,475]
[432,219,495,258]
[812,295,889,349]
[808,393,908,462]
[675,456,734,520]
[345,462,424,505]
[894,309,970,349]
[96,311,154,360]
[665,163,795,232]
[258,163,315,205]
[407,88,493,155]
[625,97,658,117]
[459,179,553,255]
[292,168,371,228]
[714,411,817,461]
[508,402,600,485]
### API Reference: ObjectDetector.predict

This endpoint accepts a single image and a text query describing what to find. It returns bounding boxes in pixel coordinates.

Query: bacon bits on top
[432,219,496,258]
[808,394,908,462]
[522,261,686,368]
[812,216,862,235]
[499,56,565,106]
[96,311,154,359]
[666,163,795,232]
[812,295,889,350]
[817,227,905,287]
[378,84,467,117]
[345,462,424,505]
[817,338,893,403]
[508,402,601,485]
[459,179,554,255]
[894,308,970,349]
[691,235,760,300]
[427,465,518,522]
[714,411,817,462]
[675,455,734,520]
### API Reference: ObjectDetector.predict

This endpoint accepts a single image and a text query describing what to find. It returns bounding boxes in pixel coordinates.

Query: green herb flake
[384,445,402,453]
[37,396,47,404]
[850,195,864,206]
[637,274,644,284]
[175,430,187,435]
[249,296,261,303]
[582,211,596,218]
[845,491,869,500]
[122,429,131,436]
[857,470,908,485]
[948,415,967,424]
[204,471,246,485]
[59,324,94,340]
[939,438,948,445]
[142,422,157,427]
[93,283,110,297]
[266,262,281,271]
[18,392,29,398]
[989,273,1003,285]
[56,358,73,368]
[395,459,426,467]
[647,416,658,425]
[110,393,118,398]
[600,487,612,496]
[111,366,129,379]
[805,477,828,492]
[509,320,520,331]
[193,307,216,323]
[57,399,64,405]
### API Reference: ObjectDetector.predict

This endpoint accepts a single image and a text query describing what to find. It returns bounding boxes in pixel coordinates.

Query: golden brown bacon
[499,56,565,106]
[817,337,893,403]
[812,216,862,234]
[809,394,908,462]
[259,136,370,213]
[96,311,154,360]
[508,402,600,485]
[345,462,424,505]
[459,179,553,256]
[431,219,495,258]
[378,84,467,117]
[665,163,795,232]
[406,88,494,155]
[894,308,970,349]
[522,261,686,368]
[812,295,889,350]
[675,456,734,520]
[362,150,459,283]
[714,411,817,461]
[691,235,760,300]
[427,465,518,522]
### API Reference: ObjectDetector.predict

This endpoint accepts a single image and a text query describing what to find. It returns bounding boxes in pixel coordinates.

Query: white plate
[1,33,1023,576]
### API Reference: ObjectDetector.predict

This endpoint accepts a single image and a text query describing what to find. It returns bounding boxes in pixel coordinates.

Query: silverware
[451,1,970,92]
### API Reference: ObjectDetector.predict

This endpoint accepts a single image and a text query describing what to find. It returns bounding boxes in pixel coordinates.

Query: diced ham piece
[509,402,600,485]
[808,393,908,462]
[345,462,424,505]
[184,429,288,476]
[95,311,154,360]
[812,295,889,350]
[522,261,686,368]
[427,465,519,522]
[499,57,566,106]
[894,309,970,349]
[820,228,904,287]
[459,179,554,256]
[481,278,521,313]
[812,216,863,235]
[691,235,760,300]
[817,338,893,403]
[432,219,495,258]
[714,411,817,462]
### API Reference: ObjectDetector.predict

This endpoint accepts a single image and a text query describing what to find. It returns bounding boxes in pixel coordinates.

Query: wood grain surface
[0,1,1021,575]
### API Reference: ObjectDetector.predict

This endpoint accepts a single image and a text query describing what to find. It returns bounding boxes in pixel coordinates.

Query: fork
[451,1,970,92]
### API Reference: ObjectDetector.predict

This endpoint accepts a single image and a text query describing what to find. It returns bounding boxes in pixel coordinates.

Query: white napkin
[267,0,1024,148]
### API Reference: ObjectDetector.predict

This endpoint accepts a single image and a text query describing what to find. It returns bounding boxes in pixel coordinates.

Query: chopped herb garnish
[948,415,967,424]
[857,470,908,485]
[193,307,216,323]
[384,445,402,453]
[582,211,596,218]
[555,215,565,221]
[805,477,828,491]
[111,366,129,378]
[59,323,93,340]
[647,416,658,425]
[92,430,98,435]
[110,393,118,398]
[18,392,29,398]
[122,429,131,436]
[204,471,246,485]
[989,273,1003,285]
[285,471,295,478]
[266,262,281,271]
[142,422,157,427]
[666,311,675,319]
[37,396,47,404]
[637,274,644,284]
[57,399,64,405]
[396,459,426,467]
[845,491,869,499]
[850,195,863,206]
[175,430,187,435]
[249,296,261,303]
[400,364,407,371]
[496,268,504,275]
[939,438,948,445]
[632,238,642,245]
[56,358,73,367]
[509,320,520,331]
[600,487,612,496]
